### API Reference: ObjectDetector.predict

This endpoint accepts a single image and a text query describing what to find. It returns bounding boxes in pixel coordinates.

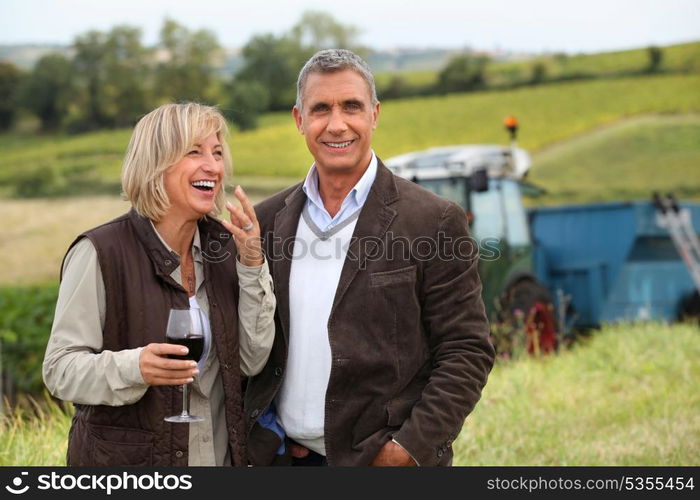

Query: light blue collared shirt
[302,153,378,232]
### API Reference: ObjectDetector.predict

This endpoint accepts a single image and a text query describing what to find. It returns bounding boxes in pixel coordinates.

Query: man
[246,49,494,466]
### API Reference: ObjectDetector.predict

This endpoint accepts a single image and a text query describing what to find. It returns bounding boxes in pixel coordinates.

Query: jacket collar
[271,158,399,343]
[331,159,398,311]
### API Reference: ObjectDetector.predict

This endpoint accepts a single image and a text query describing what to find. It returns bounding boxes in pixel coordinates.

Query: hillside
[374,40,700,90]
[2,73,698,201]
[530,114,700,205]
[487,40,700,87]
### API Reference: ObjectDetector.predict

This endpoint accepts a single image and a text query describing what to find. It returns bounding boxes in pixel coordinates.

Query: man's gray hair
[296,49,378,111]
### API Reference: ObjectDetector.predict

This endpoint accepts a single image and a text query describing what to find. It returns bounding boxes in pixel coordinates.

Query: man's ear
[293,106,304,134]
[372,101,380,130]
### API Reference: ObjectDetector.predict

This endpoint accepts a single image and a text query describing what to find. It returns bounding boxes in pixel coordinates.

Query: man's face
[293,69,380,175]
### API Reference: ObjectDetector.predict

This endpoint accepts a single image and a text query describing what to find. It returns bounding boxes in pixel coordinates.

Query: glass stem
[181,384,189,417]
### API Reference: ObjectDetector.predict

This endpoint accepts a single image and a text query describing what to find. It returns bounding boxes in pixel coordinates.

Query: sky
[1,0,698,54]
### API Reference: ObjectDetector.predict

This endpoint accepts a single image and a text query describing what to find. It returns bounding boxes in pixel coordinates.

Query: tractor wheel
[500,278,558,356]
[678,290,700,324]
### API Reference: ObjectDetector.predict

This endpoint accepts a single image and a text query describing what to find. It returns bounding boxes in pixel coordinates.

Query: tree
[223,81,270,131]
[20,54,73,131]
[232,10,365,114]
[646,46,663,74]
[379,75,416,100]
[234,34,301,111]
[72,30,110,130]
[155,19,221,102]
[290,10,364,54]
[0,62,22,131]
[437,54,489,94]
[103,26,153,127]
[530,61,548,85]
[70,26,152,131]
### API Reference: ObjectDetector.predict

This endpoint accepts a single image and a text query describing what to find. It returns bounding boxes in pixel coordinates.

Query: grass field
[0,193,273,286]
[2,323,697,466]
[454,322,700,465]
[0,395,71,466]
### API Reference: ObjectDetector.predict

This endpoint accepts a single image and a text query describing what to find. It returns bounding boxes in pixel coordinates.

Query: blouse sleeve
[236,258,275,376]
[42,238,148,406]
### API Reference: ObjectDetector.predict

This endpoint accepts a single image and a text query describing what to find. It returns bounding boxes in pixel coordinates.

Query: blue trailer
[530,201,700,328]
[386,142,700,346]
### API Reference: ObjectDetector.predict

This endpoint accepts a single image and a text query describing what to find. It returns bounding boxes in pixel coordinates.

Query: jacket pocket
[247,421,284,466]
[386,398,419,427]
[88,424,155,466]
[370,265,416,287]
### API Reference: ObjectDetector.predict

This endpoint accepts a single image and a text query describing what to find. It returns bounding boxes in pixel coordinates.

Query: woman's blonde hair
[121,102,232,221]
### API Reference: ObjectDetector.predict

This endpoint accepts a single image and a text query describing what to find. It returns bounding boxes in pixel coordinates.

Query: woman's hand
[139,343,199,386]
[221,185,264,267]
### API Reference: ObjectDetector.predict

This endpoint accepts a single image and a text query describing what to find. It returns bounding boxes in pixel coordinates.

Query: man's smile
[323,139,355,149]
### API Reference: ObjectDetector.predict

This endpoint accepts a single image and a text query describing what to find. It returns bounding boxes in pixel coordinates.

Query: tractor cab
[385,143,537,322]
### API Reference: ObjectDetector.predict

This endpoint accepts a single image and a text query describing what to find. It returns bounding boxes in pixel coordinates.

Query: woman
[43,102,274,466]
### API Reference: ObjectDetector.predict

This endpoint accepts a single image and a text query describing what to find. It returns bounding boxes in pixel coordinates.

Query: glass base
[165,414,204,423]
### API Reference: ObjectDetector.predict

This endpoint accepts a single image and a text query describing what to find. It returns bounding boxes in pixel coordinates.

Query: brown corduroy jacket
[246,161,495,466]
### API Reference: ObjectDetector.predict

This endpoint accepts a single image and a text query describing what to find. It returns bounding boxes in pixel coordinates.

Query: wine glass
[164,308,205,423]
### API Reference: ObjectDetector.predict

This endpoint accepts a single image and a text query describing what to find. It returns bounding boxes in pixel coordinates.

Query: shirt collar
[302,151,378,212]
[150,220,202,263]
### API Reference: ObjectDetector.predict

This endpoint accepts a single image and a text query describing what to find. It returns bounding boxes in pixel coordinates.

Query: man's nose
[326,108,348,135]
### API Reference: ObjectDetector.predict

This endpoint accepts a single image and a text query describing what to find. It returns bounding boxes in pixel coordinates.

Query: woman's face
[163,133,225,222]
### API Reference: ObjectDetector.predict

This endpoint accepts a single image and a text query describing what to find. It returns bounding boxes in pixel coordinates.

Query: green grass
[0,395,72,466]
[374,74,700,156]
[454,322,700,465]
[1,323,696,465]
[529,114,700,205]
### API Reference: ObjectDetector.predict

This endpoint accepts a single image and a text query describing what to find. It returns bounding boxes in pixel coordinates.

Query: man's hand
[370,440,417,466]
[290,443,310,459]
[139,343,199,386]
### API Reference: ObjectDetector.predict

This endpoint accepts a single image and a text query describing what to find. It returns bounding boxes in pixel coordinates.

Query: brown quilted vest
[63,209,246,466]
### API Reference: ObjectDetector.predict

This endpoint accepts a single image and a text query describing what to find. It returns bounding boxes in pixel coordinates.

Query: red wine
[167,335,204,362]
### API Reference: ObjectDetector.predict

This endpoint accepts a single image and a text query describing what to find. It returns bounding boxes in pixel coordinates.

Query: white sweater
[275,207,360,455]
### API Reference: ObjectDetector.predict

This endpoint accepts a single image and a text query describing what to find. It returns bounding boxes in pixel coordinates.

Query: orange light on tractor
[504,115,518,140]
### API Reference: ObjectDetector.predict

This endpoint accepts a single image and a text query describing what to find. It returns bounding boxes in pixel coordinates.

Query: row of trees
[1,20,222,133]
[0,11,364,133]
[0,14,670,134]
